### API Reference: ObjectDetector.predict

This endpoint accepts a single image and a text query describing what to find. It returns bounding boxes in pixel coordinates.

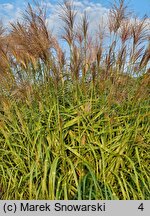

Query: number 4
[138,203,144,211]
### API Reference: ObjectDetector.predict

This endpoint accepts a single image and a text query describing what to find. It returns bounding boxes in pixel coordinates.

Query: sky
[0,0,150,15]
[0,0,149,36]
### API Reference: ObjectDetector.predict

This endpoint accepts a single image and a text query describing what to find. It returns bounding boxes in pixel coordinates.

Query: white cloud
[0,3,22,28]
[73,1,84,8]
[41,2,53,9]
[0,3,14,11]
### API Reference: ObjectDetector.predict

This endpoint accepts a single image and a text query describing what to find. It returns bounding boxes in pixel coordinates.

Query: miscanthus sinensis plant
[0,0,149,199]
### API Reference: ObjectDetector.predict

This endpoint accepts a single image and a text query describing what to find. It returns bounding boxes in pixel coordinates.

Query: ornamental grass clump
[0,0,149,200]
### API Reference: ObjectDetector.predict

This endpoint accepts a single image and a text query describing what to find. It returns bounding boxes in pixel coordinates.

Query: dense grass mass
[0,0,150,199]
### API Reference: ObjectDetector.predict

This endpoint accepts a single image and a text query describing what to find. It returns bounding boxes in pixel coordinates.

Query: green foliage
[0,0,149,200]
[0,81,149,200]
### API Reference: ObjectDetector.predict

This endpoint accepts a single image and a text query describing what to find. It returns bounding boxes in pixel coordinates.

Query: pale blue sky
[0,0,149,17]
[0,0,149,34]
